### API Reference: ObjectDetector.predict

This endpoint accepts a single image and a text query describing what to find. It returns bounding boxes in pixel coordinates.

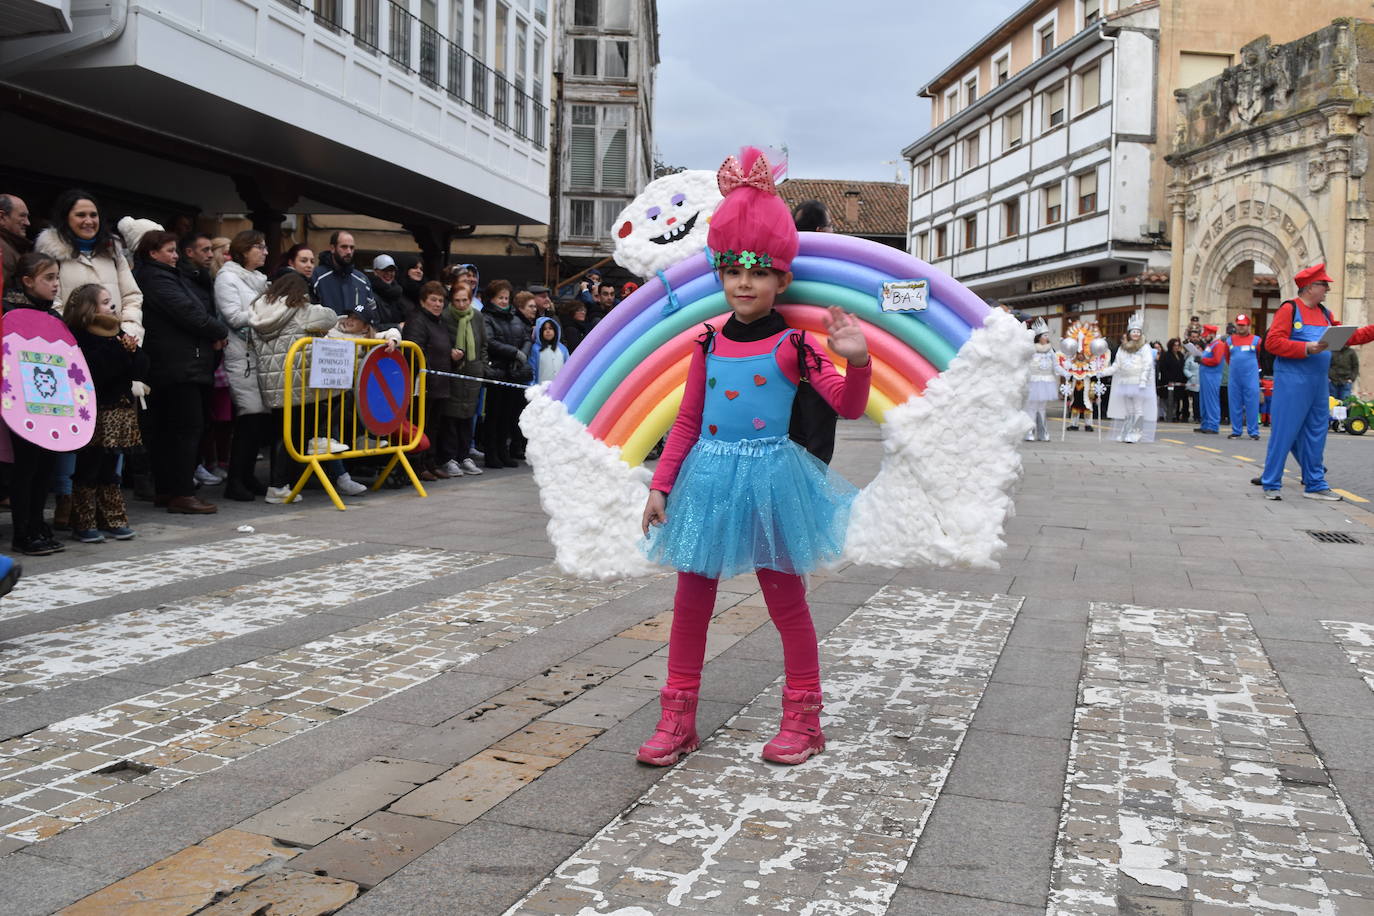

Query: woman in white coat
[35,190,144,342]
[213,230,270,500]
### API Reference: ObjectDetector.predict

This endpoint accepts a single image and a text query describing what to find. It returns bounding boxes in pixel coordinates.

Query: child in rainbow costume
[636,149,870,766]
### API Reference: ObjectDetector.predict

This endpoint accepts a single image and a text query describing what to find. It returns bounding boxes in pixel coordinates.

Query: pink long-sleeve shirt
[649,329,871,493]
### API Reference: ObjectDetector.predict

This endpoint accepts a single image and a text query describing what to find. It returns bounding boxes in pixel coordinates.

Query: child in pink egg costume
[637,148,872,767]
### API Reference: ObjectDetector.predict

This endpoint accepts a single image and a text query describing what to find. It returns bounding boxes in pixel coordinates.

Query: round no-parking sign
[356,345,411,436]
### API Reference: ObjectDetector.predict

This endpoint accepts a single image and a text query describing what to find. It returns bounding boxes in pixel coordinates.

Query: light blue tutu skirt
[644,435,856,580]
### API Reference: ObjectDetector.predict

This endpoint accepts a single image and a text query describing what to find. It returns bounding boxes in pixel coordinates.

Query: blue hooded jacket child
[528,316,569,384]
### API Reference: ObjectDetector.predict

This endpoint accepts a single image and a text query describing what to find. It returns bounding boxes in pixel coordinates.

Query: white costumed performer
[1024,318,1057,442]
[1100,312,1158,443]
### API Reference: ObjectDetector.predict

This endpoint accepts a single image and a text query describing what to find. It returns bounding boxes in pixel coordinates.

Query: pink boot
[762,688,825,765]
[636,688,699,766]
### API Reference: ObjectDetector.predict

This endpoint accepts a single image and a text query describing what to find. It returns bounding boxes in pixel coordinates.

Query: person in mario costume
[1257,264,1374,500]
[1226,313,1262,440]
[1194,323,1226,434]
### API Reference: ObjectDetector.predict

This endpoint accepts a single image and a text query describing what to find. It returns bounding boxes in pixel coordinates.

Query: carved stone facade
[1167,19,1372,395]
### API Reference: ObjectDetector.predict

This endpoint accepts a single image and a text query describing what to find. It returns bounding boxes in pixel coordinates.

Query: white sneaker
[469,447,485,460]
[1303,490,1342,501]
[335,473,367,496]
[460,458,483,476]
[194,464,223,486]
[307,437,349,455]
[353,435,388,450]
[265,486,301,504]
[441,459,464,478]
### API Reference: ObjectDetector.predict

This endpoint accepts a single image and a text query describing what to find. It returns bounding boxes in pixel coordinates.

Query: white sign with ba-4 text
[309,338,356,389]
[880,279,929,312]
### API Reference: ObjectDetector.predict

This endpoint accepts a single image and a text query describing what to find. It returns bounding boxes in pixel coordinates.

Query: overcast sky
[653,0,1025,182]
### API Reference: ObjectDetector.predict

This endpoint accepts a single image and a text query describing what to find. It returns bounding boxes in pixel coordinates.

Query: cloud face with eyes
[612,170,723,278]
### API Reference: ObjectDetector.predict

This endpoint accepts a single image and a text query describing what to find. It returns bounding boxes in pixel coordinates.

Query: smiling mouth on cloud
[649,212,699,245]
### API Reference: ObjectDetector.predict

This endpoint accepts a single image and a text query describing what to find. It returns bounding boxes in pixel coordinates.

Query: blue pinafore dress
[644,331,856,580]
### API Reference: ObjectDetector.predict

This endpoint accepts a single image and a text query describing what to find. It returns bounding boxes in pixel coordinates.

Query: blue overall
[1197,340,1224,431]
[1227,334,1261,437]
[1260,302,1332,493]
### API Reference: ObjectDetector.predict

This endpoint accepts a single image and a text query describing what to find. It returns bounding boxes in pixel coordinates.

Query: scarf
[1121,338,1145,353]
[449,304,476,361]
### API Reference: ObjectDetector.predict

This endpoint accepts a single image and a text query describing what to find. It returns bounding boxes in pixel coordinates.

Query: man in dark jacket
[0,193,32,290]
[178,232,215,311]
[135,230,228,514]
[312,231,375,316]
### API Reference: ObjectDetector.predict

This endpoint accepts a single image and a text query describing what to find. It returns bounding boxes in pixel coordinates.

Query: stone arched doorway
[1197,224,1304,336]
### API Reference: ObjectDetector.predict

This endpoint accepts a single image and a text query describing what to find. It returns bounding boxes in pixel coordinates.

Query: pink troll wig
[706,147,798,273]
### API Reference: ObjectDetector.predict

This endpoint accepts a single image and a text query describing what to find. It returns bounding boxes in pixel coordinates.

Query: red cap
[1295,263,1334,288]
[1235,314,1250,325]
[1203,324,1219,335]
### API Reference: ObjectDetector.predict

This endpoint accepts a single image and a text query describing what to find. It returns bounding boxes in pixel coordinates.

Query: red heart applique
[752,418,766,430]
[753,374,767,386]
[725,390,739,400]
[708,424,718,435]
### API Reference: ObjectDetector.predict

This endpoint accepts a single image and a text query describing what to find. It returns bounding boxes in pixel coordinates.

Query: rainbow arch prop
[546,233,987,465]
[521,233,1033,580]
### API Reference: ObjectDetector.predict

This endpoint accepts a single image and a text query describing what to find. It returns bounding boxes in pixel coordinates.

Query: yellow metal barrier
[282,337,428,510]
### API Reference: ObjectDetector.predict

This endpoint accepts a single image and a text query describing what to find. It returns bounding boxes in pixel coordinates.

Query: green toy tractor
[1337,395,1373,435]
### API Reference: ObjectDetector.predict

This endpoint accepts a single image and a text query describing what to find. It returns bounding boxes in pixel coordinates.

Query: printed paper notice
[309,338,356,389]
[881,279,929,312]
[1319,325,1358,351]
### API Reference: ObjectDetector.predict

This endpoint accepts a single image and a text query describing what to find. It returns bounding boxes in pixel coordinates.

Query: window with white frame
[1082,0,1101,26]
[1076,64,1100,113]
[963,134,980,171]
[945,88,959,120]
[917,231,929,260]
[934,225,948,258]
[601,0,630,29]
[472,1,485,58]
[1038,21,1055,57]
[963,214,977,250]
[1044,183,1063,225]
[573,0,596,27]
[917,161,931,193]
[449,0,464,45]
[598,199,625,238]
[937,151,950,183]
[494,2,508,72]
[533,0,546,25]
[1003,198,1020,238]
[995,54,1010,86]
[964,75,978,107]
[1043,83,1066,129]
[1003,107,1023,150]
[1077,170,1098,214]
[599,106,629,189]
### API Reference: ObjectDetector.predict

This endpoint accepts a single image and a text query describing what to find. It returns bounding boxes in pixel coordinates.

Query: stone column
[1324,124,1353,320]
[1166,186,1188,339]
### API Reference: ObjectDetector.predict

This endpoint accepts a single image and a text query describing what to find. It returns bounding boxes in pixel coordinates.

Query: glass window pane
[604,40,629,78]
[570,199,594,237]
[573,38,597,76]
[572,104,596,125]
[602,0,630,28]
[574,0,597,26]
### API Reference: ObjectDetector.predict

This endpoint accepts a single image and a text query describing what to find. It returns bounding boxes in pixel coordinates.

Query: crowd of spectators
[0,188,626,556]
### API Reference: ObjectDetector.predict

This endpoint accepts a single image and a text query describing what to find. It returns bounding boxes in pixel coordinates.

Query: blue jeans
[1330,381,1353,401]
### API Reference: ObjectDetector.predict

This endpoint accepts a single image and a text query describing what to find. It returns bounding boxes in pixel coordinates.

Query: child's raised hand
[641,490,667,537]
[824,307,869,366]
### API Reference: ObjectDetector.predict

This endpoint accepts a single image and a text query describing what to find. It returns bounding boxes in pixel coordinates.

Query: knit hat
[706,147,798,273]
[116,216,164,254]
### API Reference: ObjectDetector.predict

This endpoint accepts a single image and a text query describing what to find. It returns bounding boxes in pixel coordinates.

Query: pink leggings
[664,569,820,692]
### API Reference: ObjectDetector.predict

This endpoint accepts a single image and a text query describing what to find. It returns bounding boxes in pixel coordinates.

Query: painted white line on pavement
[1049,605,1374,915]
[508,588,1022,916]
[1322,620,1374,693]
[0,567,657,846]
[0,534,352,621]
[0,548,495,704]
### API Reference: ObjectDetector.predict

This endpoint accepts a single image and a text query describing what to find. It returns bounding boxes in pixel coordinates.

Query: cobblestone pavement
[3,427,1374,915]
